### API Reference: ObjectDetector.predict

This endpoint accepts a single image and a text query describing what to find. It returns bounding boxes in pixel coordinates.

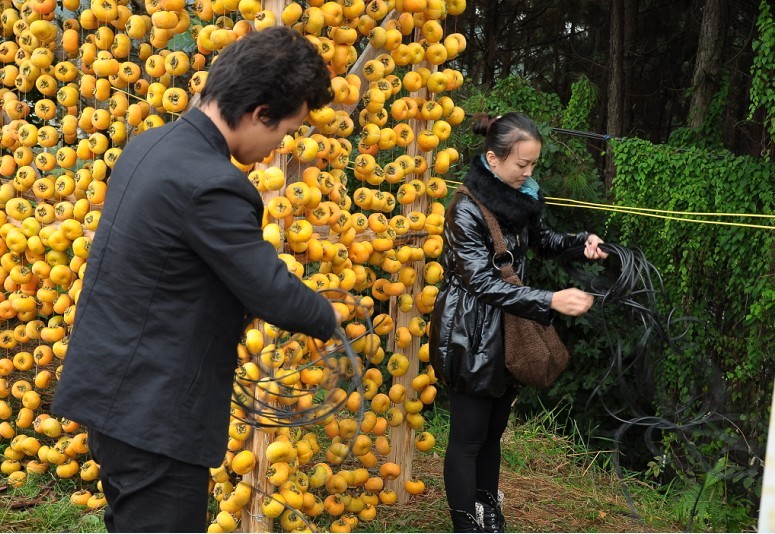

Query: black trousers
[443,387,518,514]
[87,429,211,532]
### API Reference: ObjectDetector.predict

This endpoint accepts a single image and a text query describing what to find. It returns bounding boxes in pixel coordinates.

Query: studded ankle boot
[474,489,506,533]
[449,508,484,533]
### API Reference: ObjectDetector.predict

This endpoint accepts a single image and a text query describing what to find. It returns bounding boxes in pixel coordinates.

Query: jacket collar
[462,155,544,231]
[181,107,231,159]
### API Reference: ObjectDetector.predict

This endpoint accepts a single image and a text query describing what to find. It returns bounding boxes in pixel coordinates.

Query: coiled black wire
[229,288,372,531]
[556,243,753,530]
[231,288,369,429]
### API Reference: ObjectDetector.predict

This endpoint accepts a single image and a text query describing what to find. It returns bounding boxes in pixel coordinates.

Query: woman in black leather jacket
[429,113,608,532]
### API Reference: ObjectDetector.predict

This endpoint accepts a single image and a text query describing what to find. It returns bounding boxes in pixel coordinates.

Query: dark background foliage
[449,0,770,160]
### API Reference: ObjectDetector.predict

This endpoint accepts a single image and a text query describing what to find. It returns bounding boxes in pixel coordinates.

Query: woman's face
[485,139,542,190]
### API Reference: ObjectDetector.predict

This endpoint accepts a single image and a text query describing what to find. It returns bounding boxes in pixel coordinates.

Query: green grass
[0,473,105,533]
[0,407,756,533]
[420,404,450,450]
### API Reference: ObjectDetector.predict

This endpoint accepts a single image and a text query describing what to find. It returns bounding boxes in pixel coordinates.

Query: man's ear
[252,105,272,125]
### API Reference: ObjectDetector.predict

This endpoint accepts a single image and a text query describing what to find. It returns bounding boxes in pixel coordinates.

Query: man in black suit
[52,27,339,532]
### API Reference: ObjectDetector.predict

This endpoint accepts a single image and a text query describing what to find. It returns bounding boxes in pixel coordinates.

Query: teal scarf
[480,155,540,200]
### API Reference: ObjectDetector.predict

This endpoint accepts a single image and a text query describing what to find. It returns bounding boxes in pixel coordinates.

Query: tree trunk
[687,0,728,130]
[605,0,625,190]
[481,0,501,87]
[623,0,638,136]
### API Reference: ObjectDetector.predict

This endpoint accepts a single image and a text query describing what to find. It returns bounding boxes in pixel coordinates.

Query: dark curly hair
[472,112,543,159]
[200,27,332,129]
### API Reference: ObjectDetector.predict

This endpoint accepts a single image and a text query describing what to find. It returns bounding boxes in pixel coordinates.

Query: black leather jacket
[429,158,588,397]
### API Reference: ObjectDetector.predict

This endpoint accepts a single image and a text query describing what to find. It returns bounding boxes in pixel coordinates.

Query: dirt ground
[372,450,682,533]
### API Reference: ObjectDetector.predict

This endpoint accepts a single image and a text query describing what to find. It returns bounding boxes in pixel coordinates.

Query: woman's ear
[485,150,499,167]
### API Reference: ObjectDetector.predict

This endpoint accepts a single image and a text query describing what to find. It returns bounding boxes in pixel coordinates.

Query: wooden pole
[241,407,274,533]
[283,11,399,184]
[385,54,438,503]
[189,87,276,534]
[241,4,288,532]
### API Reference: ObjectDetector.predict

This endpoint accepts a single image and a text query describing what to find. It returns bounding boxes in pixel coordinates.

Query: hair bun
[471,112,498,136]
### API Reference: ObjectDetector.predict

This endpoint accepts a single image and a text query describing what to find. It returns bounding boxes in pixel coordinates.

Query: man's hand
[331,303,345,324]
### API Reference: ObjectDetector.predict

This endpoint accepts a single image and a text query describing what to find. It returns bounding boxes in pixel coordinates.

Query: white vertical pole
[758,380,775,532]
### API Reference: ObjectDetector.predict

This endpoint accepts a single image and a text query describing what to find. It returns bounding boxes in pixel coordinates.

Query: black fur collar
[462,155,544,231]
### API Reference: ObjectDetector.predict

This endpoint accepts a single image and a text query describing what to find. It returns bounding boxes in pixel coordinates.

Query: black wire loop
[555,243,751,529]
[229,288,371,530]
[232,288,368,430]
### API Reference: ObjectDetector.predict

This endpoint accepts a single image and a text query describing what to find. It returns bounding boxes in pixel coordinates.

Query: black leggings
[444,387,517,514]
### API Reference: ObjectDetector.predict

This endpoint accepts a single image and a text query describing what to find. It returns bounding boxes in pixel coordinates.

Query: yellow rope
[545,200,775,230]
[545,196,775,219]
[443,180,774,230]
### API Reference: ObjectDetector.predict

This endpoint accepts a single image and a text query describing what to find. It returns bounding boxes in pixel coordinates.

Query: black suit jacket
[52,108,336,467]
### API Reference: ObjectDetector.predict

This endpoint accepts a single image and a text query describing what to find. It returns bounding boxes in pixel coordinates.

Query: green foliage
[673,458,754,532]
[421,404,451,451]
[167,27,196,53]
[480,76,564,123]
[748,0,775,146]
[502,400,588,473]
[553,76,601,201]
[608,136,775,506]
[562,76,597,132]
[670,71,731,150]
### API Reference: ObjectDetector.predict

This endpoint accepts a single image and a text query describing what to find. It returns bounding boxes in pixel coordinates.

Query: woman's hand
[550,288,594,316]
[584,234,608,260]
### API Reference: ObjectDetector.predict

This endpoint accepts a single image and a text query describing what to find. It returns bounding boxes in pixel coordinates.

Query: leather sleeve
[529,215,589,258]
[445,197,554,323]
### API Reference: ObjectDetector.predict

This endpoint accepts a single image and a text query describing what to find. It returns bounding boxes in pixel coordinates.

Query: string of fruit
[0,0,467,531]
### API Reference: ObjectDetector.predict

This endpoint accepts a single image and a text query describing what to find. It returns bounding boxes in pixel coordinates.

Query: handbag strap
[456,185,523,285]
